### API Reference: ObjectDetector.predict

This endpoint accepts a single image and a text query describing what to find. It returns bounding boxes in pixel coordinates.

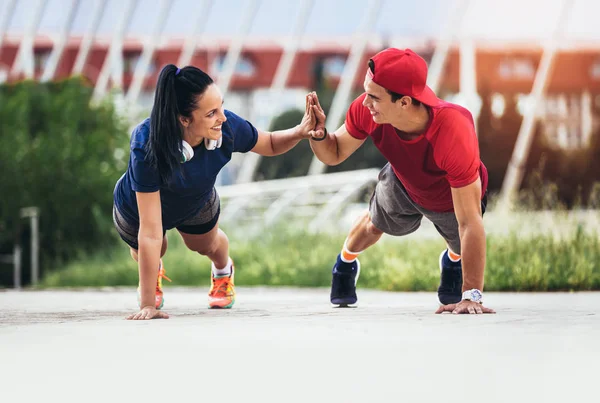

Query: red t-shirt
[345,93,488,212]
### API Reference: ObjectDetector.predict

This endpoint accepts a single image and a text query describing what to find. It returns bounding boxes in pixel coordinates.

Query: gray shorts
[369,163,486,255]
[113,188,221,250]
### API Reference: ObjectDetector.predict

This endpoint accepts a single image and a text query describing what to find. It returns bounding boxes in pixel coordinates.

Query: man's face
[362,72,406,125]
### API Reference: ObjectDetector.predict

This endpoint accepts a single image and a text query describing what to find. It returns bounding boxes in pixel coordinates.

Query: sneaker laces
[156,267,172,291]
[333,270,355,296]
[211,276,232,297]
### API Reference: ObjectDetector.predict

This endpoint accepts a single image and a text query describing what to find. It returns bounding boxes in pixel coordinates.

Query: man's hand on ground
[435,299,496,314]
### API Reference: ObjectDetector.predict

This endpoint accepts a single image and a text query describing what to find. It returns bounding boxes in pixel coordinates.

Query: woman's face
[180,84,227,145]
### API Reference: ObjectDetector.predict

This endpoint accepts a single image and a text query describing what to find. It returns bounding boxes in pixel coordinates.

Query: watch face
[472,289,482,301]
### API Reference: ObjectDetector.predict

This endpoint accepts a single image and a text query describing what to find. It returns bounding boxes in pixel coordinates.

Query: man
[307,48,494,314]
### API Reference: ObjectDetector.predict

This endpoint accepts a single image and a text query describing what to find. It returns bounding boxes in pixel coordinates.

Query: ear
[179,115,191,128]
[401,96,412,108]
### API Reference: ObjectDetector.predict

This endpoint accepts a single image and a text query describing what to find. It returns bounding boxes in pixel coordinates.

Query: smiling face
[179,83,227,146]
[362,72,411,126]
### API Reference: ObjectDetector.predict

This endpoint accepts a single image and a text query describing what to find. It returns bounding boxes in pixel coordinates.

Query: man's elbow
[458,216,485,234]
[322,157,342,166]
[314,155,342,166]
[312,148,344,166]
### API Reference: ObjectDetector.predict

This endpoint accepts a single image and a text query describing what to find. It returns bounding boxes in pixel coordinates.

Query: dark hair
[146,64,214,184]
[367,59,421,106]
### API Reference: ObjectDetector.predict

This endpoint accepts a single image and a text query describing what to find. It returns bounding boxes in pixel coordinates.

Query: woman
[113,64,316,320]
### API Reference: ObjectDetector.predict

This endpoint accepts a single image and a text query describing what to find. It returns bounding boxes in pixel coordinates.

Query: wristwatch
[462,289,483,303]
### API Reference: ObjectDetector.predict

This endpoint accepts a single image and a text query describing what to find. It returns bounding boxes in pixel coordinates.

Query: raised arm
[308,92,365,166]
[251,94,316,156]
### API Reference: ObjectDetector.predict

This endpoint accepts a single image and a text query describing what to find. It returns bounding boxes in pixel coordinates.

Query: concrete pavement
[1,288,598,403]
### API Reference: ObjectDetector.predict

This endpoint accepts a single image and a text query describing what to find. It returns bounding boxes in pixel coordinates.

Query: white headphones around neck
[204,137,222,151]
[180,137,222,163]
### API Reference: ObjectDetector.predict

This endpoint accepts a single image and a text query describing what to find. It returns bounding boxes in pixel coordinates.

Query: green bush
[41,226,600,291]
[0,78,129,284]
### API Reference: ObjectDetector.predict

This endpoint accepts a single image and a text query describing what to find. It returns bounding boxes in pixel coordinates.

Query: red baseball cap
[367,48,440,106]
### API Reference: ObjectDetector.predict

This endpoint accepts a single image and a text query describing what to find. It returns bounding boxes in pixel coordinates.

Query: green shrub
[41,226,599,291]
[0,78,129,284]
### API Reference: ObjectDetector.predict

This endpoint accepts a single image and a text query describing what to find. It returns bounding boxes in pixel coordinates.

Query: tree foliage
[0,78,129,285]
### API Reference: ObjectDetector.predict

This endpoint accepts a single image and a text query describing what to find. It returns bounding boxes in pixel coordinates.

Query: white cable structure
[126,0,173,105]
[235,0,315,184]
[216,0,260,96]
[427,0,471,94]
[307,0,382,175]
[499,0,574,211]
[92,0,137,103]
[0,0,17,57]
[10,0,47,79]
[72,0,107,75]
[177,0,214,67]
[41,0,80,82]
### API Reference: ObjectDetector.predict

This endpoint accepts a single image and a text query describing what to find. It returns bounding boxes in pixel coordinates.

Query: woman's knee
[160,235,168,256]
[182,228,223,256]
[194,240,219,256]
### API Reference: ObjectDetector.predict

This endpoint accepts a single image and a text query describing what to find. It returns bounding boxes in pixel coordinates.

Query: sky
[1,0,600,42]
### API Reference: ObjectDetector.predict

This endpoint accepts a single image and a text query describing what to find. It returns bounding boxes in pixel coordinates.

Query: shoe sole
[331,259,361,307]
[208,298,235,309]
[437,250,461,305]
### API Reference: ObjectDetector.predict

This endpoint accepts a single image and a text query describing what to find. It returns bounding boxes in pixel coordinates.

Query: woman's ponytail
[146,64,215,184]
[147,64,183,184]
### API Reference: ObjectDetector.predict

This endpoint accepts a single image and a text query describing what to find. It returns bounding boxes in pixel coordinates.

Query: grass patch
[40,226,599,291]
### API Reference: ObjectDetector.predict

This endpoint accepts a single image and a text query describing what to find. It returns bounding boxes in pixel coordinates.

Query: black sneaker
[330,254,361,306]
[437,249,462,305]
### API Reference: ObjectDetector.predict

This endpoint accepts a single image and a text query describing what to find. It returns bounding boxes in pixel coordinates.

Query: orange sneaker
[137,260,172,310]
[208,263,235,309]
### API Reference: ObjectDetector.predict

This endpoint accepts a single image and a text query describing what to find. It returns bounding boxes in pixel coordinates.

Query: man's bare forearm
[459,219,486,292]
[309,133,341,166]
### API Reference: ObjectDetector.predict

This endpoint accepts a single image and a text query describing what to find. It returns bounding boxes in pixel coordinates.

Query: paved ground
[1,288,598,402]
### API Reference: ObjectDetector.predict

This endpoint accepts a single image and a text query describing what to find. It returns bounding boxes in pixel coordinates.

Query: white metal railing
[217,169,379,231]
